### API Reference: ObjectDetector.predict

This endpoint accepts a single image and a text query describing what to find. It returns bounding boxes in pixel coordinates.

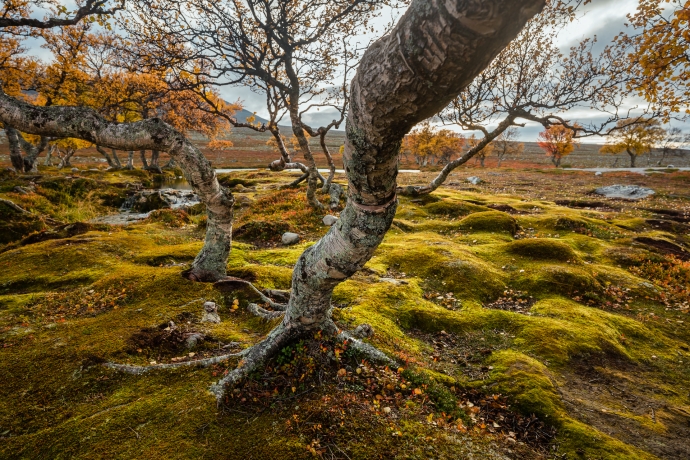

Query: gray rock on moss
[322,215,338,226]
[282,232,301,245]
[593,184,655,200]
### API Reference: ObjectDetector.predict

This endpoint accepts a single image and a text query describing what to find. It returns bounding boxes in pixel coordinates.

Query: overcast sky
[20,0,688,142]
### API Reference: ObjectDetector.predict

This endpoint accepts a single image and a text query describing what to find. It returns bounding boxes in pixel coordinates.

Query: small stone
[184,333,205,349]
[322,215,338,226]
[201,301,221,323]
[353,323,374,339]
[383,407,392,414]
[281,232,301,245]
[466,176,482,185]
[595,171,602,176]
[71,167,79,173]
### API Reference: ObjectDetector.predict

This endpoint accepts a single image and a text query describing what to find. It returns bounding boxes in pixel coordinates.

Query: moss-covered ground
[1,167,689,459]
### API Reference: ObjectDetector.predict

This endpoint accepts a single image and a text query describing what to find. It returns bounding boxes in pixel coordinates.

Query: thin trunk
[96,145,119,169]
[289,105,323,210]
[126,151,134,170]
[163,158,176,169]
[320,132,336,193]
[5,126,25,171]
[480,155,485,167]
[0,92,235,282]
[147,150,162,173]
[44,144,55,166]
[111,149,122,168]
[58,148,75,169]
[628,149,636,168]
[139,150,149,169]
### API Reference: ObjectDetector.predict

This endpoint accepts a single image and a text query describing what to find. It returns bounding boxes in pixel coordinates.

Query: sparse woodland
[1,1,690,459]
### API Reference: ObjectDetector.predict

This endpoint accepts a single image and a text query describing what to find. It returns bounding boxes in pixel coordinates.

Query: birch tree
[1,0,547,397]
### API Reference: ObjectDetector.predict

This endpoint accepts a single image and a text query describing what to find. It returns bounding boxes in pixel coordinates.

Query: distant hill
[232,108,270,125]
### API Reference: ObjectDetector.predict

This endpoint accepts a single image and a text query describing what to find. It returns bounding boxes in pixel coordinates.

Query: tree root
[0,197,31,214]
[104,348,246,375]
[209,324,295,402]
[336,328,396,367]
[214,277,287,310]
[247,303,285,320]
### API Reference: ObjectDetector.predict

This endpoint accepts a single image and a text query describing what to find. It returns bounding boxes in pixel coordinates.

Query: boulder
[281,232,301,245]
[322,215,338,226]
[466,176,482,185]
[593,184,655,201]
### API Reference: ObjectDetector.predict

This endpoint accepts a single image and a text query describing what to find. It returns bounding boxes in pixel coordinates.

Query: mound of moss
[506,238,579,261]
[458,210,518,234]
[424,199,489,218]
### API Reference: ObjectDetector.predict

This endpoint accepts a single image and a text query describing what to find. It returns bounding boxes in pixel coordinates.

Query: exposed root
[214,277,287,310]
[336,328,396,367]
[209,324,295,402]
[262,289,291,303]
[247,303,285,320]
[105,349,247,375]
[0,197,31,214]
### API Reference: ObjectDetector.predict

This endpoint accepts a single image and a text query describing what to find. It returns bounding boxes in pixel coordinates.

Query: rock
[201,301,221,324]
[282,232,301,245]
[466,176,482,185]
[71,168,80,173]
[184,333,205,349]
[322,215,338,226]
[595,171,602,176]
[667,165,675,168]
[593,184,655,200]
[236,195,254,206]
[353,323,375,339]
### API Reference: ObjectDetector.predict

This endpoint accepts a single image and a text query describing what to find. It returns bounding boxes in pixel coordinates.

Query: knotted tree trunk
[0,92,234,282]
[210,0,546,398]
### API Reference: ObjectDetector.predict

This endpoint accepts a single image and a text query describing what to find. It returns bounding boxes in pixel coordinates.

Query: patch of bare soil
[557,356,690,460]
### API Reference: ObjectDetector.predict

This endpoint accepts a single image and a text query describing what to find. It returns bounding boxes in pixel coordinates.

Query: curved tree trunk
[0,91,235,282]
[211,0,546,397]
[111,149,123,168]
[320,132,337,193]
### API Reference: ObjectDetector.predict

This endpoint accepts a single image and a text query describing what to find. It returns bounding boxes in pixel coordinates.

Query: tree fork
[0,90,234,281]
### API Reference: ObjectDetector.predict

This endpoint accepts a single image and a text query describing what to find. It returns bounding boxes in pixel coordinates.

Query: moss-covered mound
[506,238,580,261]
[458,211,518,234]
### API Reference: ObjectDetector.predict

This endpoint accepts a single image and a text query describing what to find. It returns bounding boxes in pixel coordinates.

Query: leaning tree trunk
[210,0,546,398]
[96,145,121,169]
[0,91,235,282]
[147,150,163,173]
[111,149,123,168]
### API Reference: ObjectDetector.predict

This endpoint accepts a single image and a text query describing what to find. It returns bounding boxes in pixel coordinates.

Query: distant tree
[492,128,524,167]
[599,118,665,167]
[617,0,690,117]
[538,124,578,167]
[657,127,690,165]
[469,135,494,168]
[402,122,464,167]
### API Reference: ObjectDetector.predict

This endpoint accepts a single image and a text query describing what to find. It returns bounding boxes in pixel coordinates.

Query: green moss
[424,199,490,218]
[458,211,518,234]
[506,238,580,262]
